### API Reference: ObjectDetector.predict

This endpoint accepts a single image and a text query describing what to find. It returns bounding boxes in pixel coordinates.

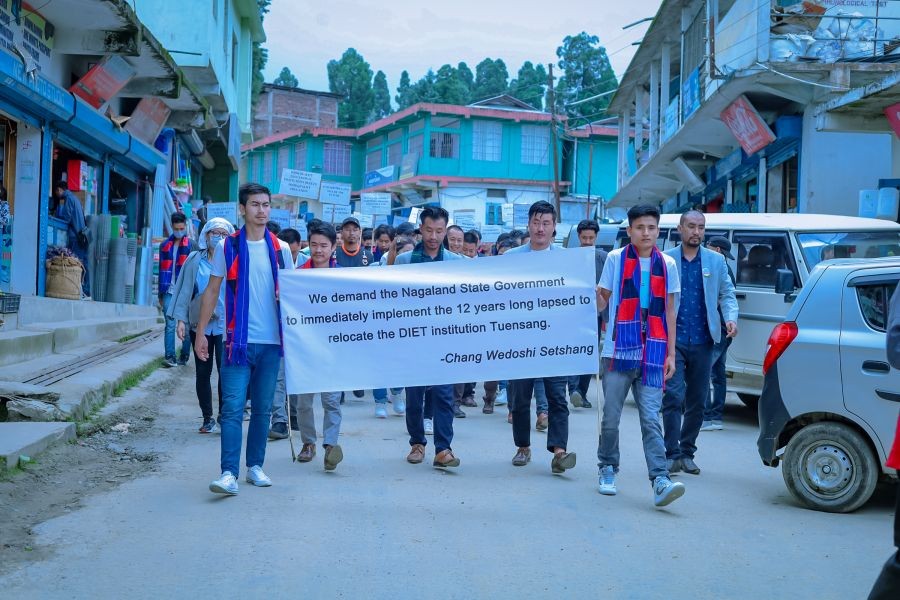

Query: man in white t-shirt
[195,183,293,496]
[595,204,686,508]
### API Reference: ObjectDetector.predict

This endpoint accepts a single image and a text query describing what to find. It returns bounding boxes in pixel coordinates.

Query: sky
[262,0,664,97]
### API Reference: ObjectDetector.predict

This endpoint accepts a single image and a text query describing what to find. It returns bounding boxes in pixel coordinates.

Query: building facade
[252,84,341,140]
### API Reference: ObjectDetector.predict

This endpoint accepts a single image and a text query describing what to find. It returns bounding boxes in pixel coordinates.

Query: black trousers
[868,485,900,599]
[190,330,223,420]
[510,376,569,453]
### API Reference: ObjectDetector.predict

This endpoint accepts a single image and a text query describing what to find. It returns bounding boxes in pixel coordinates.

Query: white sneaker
[245,465,272,487]
[391,391,406,415]
[700,420,724,432]
[494,389,508,406]
[209,471,239,495]
[375,404,388,419]
[424,418,434,435]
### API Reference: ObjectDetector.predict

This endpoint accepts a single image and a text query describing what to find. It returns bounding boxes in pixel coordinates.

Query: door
[729,231,799,369]
[839,273,900,462]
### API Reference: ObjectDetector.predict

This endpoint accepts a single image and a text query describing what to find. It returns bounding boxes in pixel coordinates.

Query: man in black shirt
[335,217,374,267]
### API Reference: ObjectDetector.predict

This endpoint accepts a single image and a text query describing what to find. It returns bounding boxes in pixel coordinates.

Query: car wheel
[782,422,878,513]
[737,393,759,409]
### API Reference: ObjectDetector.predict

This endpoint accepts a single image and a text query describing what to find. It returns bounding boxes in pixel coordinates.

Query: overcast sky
[263,0,664,97]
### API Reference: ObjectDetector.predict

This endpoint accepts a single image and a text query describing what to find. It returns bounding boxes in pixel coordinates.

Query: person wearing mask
[335,216,374,267]
[700,236,737,432]
[505,201,576,475]
[372,224,394,262]
[167,217,235,433]
[54,181,90,297]
[159,212,194,367]
[445,224,464,255]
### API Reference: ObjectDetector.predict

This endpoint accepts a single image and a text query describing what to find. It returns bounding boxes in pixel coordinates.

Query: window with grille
[408,134,424,158]
[262,150,273,182]
[430,132,459,159]
[277,145,290,174]
[324,140,351,176]
[366,136,383,150]
[388,129,403,141]
[473,121,502,162]
[409,119,425,132]
[366,149,382,171]
[293,142,307,170]
[387,142,402,166]
[521,125,549,165]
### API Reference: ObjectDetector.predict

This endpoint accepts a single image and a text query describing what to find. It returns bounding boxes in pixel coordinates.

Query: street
[0,365,892,599]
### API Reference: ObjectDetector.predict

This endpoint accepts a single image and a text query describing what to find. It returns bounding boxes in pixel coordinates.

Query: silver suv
[757,257,899,513]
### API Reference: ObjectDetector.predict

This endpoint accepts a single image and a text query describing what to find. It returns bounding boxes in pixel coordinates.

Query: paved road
[1,370,893,599]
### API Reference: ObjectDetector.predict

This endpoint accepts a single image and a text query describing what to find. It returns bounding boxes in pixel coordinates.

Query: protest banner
[319,181,352,205]
[360,192,392,216]
[452,210,477,230]
[270,208,291,230]
[205,202,238,226]
[351,212,374,228]
[322,203,352,223]
[280,248,599,394]
[480,225,503,243]
[279,169,321,199]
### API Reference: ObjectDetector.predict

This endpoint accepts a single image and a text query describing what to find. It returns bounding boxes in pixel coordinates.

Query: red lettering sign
[720,95,776,155]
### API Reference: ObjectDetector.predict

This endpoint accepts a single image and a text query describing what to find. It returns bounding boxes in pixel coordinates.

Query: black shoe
[453,405,466,418]
[268,422,289,440]
[680,457,701,475]
[582,399,593,409]
[667,458,683,474]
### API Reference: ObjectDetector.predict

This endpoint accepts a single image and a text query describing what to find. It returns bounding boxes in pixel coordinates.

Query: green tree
[434,64,470,105]
[457,61,474,97]
[509,61,546,110]
[327,48,375,127]
[251,0,272,111]
[472,58,509,101]
[372,70,392,120]
[395,70,416,109]
[555,32,618,122]
[412,69,440,103]
[273,66,299,88]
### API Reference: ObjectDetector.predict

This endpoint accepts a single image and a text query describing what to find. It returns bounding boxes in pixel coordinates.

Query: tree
[273,66,299,88]
[327,48,375,127]
[509,61,546,110]
[434,64,470,105]
[472,58,509,101]
[555,32,618,123]
[251,0,272,111]
[457,61,474,97]
[412,69,439,103]
[395,70,416,109]
[372,70,392,120]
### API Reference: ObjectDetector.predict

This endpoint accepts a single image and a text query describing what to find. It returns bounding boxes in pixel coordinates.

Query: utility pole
[547,64,561,216]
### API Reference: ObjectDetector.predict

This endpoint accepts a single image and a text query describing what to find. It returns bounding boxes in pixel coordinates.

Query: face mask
[208,234,224,247]
[173,230,186,239]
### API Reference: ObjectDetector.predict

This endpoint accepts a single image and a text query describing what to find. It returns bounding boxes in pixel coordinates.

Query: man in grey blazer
[662,211,738,475]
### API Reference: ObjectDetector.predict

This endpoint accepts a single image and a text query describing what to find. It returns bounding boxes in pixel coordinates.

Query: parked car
[757,257,900,512]
[587,213,900,406]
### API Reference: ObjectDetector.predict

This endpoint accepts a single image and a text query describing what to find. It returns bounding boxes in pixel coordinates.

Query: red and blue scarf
[300,257,338,269]
[610,243,669,388]
[223,228,285,366]
[158,234,192,295]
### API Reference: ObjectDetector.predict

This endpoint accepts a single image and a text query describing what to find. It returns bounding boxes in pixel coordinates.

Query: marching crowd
[156,182,739,509]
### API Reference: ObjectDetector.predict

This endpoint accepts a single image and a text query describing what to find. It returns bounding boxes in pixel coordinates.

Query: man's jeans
[510,376,569,452]
[297,391,342,447]
[161,294,192,363]
[406,384,454,452]
[373,388,403,404]
[597,358,668,480]
[271,360,296,425]
[704,336,732,422]
[219,343,282,476]
[533,378,549,415]
[662,343,715,461]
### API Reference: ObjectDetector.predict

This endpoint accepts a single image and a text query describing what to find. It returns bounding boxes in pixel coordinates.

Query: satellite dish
[607,207,628,223]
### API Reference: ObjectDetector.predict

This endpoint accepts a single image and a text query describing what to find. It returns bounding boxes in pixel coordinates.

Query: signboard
[270,208,291,230]
[0,1,55,73]
[663,97,679,142]
[501,203,514,225]
[351,212,374,228]
[681,67,701,122]
[70,55,136,109]
[360,192,392,216]
[399,153,418,180]
[364,165,396,188]
[279,168,321,199]
[885,101,900,139]
[322,203,352,223]
[319,180,352,205]
[291,218,308,238]
[408,207,421,224]
[513,203,530,229]
[280,248,598,393]
[481,225,503,243]
[720,95,776,155]
[452,210,477,231]
[124,97,171,145]
[206,202,238,226]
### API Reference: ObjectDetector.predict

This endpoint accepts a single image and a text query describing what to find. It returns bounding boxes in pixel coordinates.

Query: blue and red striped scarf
[610,243,669,388]
[158,235,192,295]
[299,257,338,269]
[223,228,285,366]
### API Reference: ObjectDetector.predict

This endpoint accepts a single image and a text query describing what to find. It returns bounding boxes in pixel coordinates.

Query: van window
[856,282,897,332]
[797,231,900,270]
[734,232,798,288]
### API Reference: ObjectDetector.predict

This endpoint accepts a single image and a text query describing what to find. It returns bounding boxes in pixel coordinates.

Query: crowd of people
[156,182,741,509]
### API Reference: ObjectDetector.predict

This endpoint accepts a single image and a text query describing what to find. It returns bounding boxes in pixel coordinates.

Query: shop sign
[720,95,776,155]
[399,153,418,180]
[364,165,396,188]
[681,68,701,122]
[124,97,170,145]
[884,101,900,139]
[663,97,679,142]
[0,0,55,74]
[70,55,136,109]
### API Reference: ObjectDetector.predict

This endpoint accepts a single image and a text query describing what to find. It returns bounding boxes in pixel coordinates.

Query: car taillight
[763,322,799,375]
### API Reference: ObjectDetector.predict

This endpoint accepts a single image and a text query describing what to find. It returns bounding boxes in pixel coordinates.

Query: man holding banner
[505,201,577,475]
[394,206,464,468]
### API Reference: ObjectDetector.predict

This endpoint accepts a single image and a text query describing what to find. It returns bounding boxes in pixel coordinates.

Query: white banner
[279,169,321,199]
[322,203,352,223]
[206,202,238,226]
[360,192,391,215]
[280,248,599,393]
[319,181,352,205]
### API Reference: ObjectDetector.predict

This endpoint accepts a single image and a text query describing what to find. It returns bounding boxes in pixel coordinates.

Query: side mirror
[775,269,796,301]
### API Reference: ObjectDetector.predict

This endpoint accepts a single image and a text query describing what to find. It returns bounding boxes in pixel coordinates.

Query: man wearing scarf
[158,212,194,367]
[195,183,293,496]
[394,206,464,469]
[595,204,686,508]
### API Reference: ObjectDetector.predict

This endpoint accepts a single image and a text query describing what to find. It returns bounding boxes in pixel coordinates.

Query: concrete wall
[253,88,339,140]
[571,138,618,202]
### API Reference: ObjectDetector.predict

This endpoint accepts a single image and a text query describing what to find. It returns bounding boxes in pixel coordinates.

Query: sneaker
[199,418,217,434]
[680,457,701,475]
[598,466,617,495]
[570,390,584,408]
[324,445,343,471]
[268,422,288,440]
[453,404,466,418]
[163,358,177,368]
[700,420,723,431]
[494,389,508,406]
[245,465,272,487]
[653,476,685,507]
[424,418,434,435]
[375,404,388,419]
[391,392,406,415]
[209,471,238,495]
[535,413,549,432]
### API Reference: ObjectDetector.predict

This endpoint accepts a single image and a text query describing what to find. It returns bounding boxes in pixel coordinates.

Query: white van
[592,213,900,405]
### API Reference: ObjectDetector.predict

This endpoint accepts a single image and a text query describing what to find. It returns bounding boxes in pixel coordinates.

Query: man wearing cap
[701,236,737,432]
[335,216,375,267]
[662,211,738,475]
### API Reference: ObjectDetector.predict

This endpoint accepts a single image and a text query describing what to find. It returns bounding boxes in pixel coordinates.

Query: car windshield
[797,231,900,269]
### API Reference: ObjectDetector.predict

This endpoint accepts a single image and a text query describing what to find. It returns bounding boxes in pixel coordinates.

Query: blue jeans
[161,294,192,363]
[704,336,731,422]
[662,343,714,461]
[219,343,282,476]
[597,358,668,480]
[406,384,454,452]
[373,388,403,403]
[533,378,549,414]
